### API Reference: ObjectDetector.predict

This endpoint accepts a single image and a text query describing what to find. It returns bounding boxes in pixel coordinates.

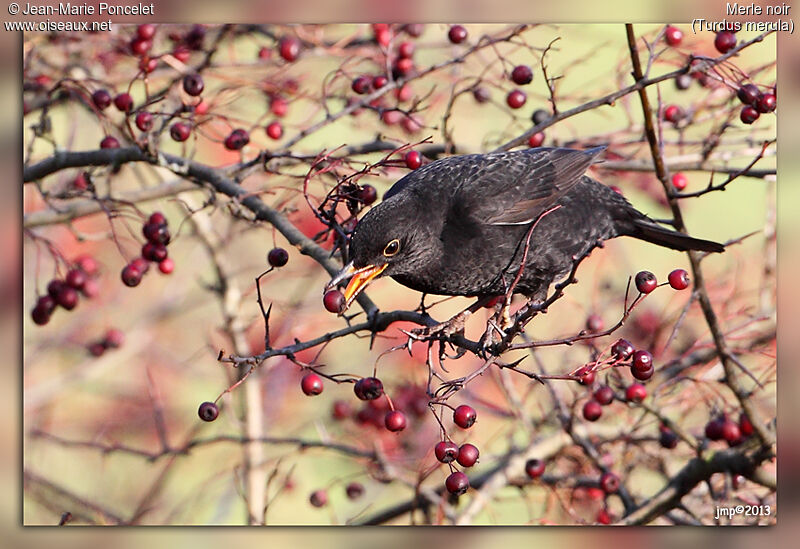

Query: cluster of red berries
[121,211,174,288]
[87,328,124,357]
[31,255,100,326]
[736,83,776,125]
[635,268,691,294]
[329,383,428,433]
[705,412,753,447]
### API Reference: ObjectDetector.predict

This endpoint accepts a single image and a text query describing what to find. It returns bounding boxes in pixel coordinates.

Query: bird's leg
[410,295,494,339]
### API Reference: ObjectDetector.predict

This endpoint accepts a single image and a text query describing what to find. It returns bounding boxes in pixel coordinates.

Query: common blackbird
[327,147,724,311]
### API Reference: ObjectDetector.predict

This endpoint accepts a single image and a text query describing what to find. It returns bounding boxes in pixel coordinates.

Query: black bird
[327,147,724,311]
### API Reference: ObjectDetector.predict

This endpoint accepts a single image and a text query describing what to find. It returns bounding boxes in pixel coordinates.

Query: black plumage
[328,147,724,309]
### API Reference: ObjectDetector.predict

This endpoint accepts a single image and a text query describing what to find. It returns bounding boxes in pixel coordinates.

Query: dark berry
[721,419,741,443]
[705,417,725,440]
[445,471,469,496]
[114,93,133,113]
[659,425,679,449]
[403,23,424,37]
[55,286,79,310]
[671,172,688,190]
[448,25,467,44]
[632,350,653,373]
[31,295,55,325]
[668,268,690,290]
[268,247,289,267]
[351,76,372,95]
[104,328,125,348]
[600,472,620,494]
[143,222,171,244]
[612,338,635,360]
[87,342,106,357]
[404,150,422,170]
[266,121,283,140]
[635,270,657,294]
[397,41,415,59]
[583,400,602,421]
[457,443,479,467]
[301,373,324,396]
[323,289,346,314]
[625,383,647,403]
[578,369,596,386]
[279,37,300,62]
[585,314,603,333]
[384,410,407,432]
[664,25,683,47]
[130,38,151,56]
[65,268,87,290]
[631,364,654,381]
[662,104,683,123]
[372,75,388,89]
[755,93,776,113]
[149,212,166,226]
[135,111,153,131]
[309,489,327,507]
[198,401,219,421]
[345,482,364,500]
[527,132,545,148]
[506,89,527,109]
[740,105,759,124]
[737,84,760,105]
[137,24,156,40]
[182,74,204,96]
[354,377,384,401]
[472,86,490,103]
[675,73,693,90]
[453,404,477,428]
[358,184,377,205]
[121,264,142,287]
[531,108,550,125]
[100,136,120,149]
[524,458,545,479]
[92,89,112,110]
[435,441,459,463]
[510,65,533,85]
[224,129,250,150]
[714,31,736,54]
[47,279,65,298]
[170,122,191,142]
[158,258,174,274]
[593,386,614,406]
[142,242,168,262]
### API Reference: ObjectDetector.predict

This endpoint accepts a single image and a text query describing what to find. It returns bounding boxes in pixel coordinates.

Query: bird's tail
[628,218,725,253]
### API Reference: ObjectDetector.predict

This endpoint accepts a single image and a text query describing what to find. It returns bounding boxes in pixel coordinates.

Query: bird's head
[325,194,436,312]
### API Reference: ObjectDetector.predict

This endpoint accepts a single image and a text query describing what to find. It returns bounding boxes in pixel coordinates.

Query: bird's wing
[451,147,606,226]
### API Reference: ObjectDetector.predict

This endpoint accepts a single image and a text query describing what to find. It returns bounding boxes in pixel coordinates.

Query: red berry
[445,471,469,496]
[662,104,682,123]
[374,26,392,47]
[457,443,479,467]
[395,83,413,102]
[224,128,250,150]
[675,73,693,90]
[740,105,760,124]
[472,86,490,104]
[585,314,603,333]
[630,363,654,381]
[625,383,647,403]
[345,482,364,500]
[104,328,125,348]
[332,400,351,420]
[394,58,415,78]
[135,111,153,131]
[600,472,620,494]
[398,41,415,59]
[384,410,407,432]
[351,76,372,95]
[65,268,87,290]
[158,258,174,274]
[301,373,324,396]
[635,270,658,294]
[198,401,219,421]
[510,65,533,85]
[659,425,679,449]
[506,89,527,109]
[100,136,120,149]
[267,248,289,267]
[278,36,300,62]
[88,342,106,357]
[81,279,100,298]
[170,122,191,142]
[755,93,776,113]
[114,93,133,113]
[705,417,725,440]
[714,31,736,54]
[358,184,377,205]
[266,121,283,140]
[121,264,142,287]
[593,386,614,406]
[270,96,288,117]
[404,150,422,170]
[372,75,388,89]
[453,404,477,428]
[721,419,741,443]
[92,89,112,110]
[632,350,653,373]
[597,508,613,524]
[435,441,459,463]
[664,25,683,47]
[737,84,760,105]
[323,289,346,314]
[578,369,596,386]
[354,377,384,401]
[448,25,467,44]
[74,255,98,276]
[143,222,170,244]
[309,489,327,507]
[524,458,545,479]
[612,338,634,360]
[403,23,424,37]
[47,279,66,299]
[137,24,156,40]
[172,46,191,63]
[668,268,690,290]
[671,172,688,190]
[527,132,545,147]
[31,295,55,325]
[55,286,79,310]
[130,38,151,56]
[194,100,209,115]
[583,400,602,421]
[182,74,204,96]
[739,413,754,436]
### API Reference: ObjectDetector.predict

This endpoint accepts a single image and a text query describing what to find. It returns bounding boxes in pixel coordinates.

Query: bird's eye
[383,239,400,257]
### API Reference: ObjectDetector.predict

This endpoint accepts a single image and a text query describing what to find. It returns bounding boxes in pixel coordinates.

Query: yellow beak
[326,262,388,313]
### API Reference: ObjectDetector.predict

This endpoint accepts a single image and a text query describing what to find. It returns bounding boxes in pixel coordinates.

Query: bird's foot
[409,309,472,340]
